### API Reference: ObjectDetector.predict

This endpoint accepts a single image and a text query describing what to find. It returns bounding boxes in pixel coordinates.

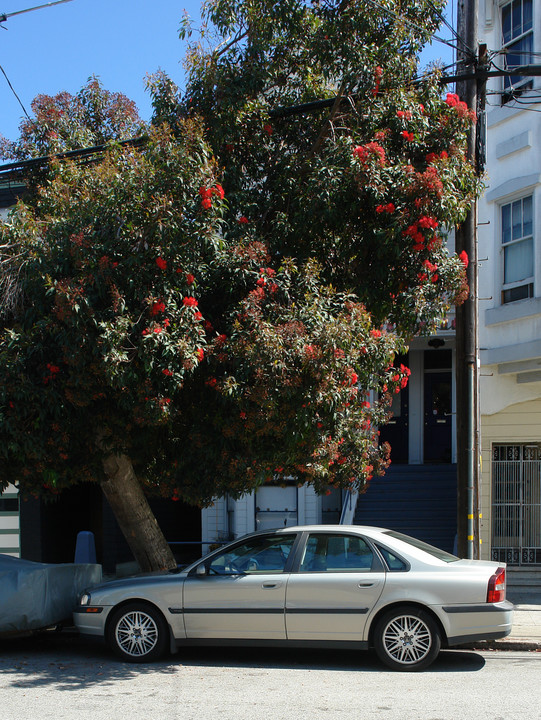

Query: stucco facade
[477,0,541,565]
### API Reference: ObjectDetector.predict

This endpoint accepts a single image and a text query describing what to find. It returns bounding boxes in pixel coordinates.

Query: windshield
[382,531,459,563]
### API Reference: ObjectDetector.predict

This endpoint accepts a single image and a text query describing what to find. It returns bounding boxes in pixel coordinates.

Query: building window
[492,444,541,565]
[501,195,534,303]
[501,0,533,103]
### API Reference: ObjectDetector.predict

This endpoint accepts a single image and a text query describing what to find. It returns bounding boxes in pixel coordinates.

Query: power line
[426,0,474,57]
[0,63,30,119]
[363,0,476,59]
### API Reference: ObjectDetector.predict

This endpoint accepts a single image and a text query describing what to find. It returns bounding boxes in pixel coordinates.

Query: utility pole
[455,0,481,559]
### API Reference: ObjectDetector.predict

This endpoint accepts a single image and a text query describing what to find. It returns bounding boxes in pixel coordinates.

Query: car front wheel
[107,603,169,662]
[373,606,441,671]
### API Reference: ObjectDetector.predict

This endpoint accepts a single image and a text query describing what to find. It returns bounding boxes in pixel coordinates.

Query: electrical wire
[362,0,470,57]
[0,63,30,119]
[425,0,475,57]
[486,97,541,112]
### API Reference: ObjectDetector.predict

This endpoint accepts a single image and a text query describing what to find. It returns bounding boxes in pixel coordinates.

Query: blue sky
[0,0,455,149]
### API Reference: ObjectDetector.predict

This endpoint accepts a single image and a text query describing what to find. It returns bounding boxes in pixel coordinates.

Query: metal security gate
[492,444,541,565]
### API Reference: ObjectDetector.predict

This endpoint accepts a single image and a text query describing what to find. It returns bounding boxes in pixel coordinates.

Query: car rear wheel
[373,606,441,671]
[107,603,169,662]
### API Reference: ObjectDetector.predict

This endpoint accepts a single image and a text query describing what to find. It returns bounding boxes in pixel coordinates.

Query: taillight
[487,566,506,603]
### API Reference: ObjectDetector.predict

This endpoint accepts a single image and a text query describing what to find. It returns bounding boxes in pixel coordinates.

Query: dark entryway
[20,483,201,573]
[423,350,452,464]
[379,355,409,465]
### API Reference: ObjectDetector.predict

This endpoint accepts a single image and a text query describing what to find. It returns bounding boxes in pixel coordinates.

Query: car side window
[299,533,374,573]
[375,544,408,572]
[207,535,296,575]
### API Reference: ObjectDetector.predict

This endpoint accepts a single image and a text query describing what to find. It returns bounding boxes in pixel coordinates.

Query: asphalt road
[1,631,540,720]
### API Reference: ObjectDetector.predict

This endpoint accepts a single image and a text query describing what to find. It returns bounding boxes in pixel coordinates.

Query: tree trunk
[100,451,177,573]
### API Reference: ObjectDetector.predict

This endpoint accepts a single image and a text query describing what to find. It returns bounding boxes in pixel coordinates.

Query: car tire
[373,606,441,671]
[106,602,169,662]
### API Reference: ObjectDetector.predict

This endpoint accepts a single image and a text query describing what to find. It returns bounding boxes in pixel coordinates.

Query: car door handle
[358,582,375,588]
[262,581,283,589]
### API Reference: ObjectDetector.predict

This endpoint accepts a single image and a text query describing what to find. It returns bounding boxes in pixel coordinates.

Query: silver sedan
[74,525,513,671]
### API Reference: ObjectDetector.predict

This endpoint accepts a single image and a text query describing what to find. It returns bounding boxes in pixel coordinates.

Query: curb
[456,638,541,652]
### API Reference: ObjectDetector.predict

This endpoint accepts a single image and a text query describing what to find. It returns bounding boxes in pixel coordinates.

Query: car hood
[86,569,188,595]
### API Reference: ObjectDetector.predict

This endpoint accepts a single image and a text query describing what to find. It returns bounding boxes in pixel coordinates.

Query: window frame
[500,193,535,304]
[500,0,534,102]
[296,531,384,574]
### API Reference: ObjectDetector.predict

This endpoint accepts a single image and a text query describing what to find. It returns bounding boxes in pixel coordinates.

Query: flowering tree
[0,1,479,571]
[0,76,145,161]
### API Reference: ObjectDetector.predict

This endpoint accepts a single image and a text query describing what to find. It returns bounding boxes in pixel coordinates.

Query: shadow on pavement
[0,629,485,690]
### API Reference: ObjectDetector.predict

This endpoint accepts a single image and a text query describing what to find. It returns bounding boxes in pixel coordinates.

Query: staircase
[354,464,457,554]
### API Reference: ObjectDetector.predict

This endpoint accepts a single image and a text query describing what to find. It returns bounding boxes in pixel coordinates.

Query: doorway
[423,350,452,464]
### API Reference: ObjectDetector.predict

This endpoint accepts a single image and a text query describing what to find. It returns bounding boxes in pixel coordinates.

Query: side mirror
[196,564,208,577]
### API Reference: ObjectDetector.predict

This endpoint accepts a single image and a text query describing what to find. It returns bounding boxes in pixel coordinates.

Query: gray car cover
[0,554,102,635]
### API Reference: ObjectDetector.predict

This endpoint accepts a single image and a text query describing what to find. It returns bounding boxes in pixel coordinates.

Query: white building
[477,0,541,571]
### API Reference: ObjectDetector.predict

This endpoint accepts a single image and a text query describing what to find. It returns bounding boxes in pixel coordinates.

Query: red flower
[201,197,212,210]
[370,329,382,339]
[238,216,249,224]
[183,296,198,307]
[459,250,469,267]
[156,257,167,270]
[214,183,225,200]
[196,348,204,361]
[401,130,414,142]
[263,123,273,136]
[162,368,173,376]
[151,300,166,316]
[397,110,412,120]
[418,215,438,230]
[445,92,460,107]
[186,273,195,285]
[353,142,386,167]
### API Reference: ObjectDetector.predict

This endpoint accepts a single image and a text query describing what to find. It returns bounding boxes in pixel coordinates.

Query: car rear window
[382,531,459,563]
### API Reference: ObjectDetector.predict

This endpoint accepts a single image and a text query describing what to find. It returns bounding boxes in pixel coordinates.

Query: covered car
[0,553,102,636]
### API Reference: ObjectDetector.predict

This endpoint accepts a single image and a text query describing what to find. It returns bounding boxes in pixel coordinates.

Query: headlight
[79,592,91,606]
